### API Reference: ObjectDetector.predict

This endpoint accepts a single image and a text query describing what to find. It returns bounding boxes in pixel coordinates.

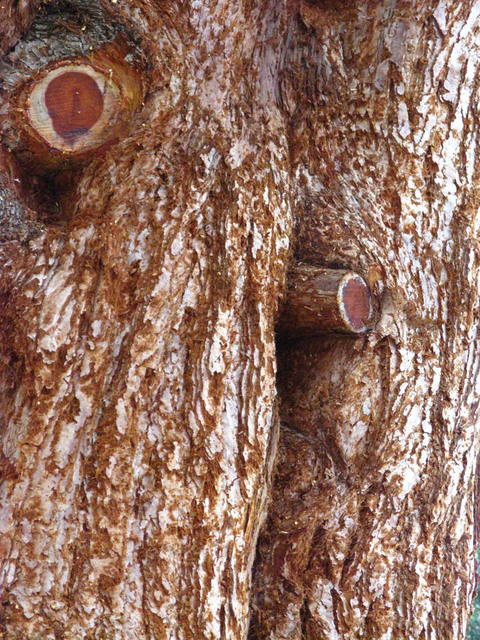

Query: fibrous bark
[0,0,40,56]
[251,2,480,639]
[1,1,480,639]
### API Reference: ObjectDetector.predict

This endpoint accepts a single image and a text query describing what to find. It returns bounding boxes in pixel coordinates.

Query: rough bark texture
[1,1,291,637]
[1,1,480,639]
[251,2,480,639]
[0,0,40,56]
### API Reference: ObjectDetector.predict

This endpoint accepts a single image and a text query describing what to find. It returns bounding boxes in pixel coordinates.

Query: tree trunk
[1,1,480,639]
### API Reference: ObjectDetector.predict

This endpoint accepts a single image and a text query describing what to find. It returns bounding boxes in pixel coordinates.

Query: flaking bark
[1,1,480,639]
[1,1,291,637]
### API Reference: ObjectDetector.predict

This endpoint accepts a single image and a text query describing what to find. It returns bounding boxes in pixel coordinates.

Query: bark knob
[44,71,105,142]
[277,265,376,338]
[27,63,124,154]
[4,41,144,171]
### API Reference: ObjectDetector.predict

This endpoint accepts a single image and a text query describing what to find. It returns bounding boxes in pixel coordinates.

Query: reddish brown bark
[1,1,480,639]
[0,0,40,56]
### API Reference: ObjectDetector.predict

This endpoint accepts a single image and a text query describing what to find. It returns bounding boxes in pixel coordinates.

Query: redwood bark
[1,1,480,640]
[251,2,480,638]
[1,1,291,637]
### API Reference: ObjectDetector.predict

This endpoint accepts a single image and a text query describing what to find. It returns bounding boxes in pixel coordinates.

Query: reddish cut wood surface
[341,276,372,332]
[45,72,104,142]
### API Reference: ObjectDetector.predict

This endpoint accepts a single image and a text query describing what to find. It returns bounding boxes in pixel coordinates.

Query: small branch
[277,264,375,338]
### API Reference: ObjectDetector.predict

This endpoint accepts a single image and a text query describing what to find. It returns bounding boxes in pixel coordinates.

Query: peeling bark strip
[277,265,374,337]
[1,0,480,639]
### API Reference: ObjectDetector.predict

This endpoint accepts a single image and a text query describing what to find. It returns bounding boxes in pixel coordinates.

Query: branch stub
[277,265,376,338]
